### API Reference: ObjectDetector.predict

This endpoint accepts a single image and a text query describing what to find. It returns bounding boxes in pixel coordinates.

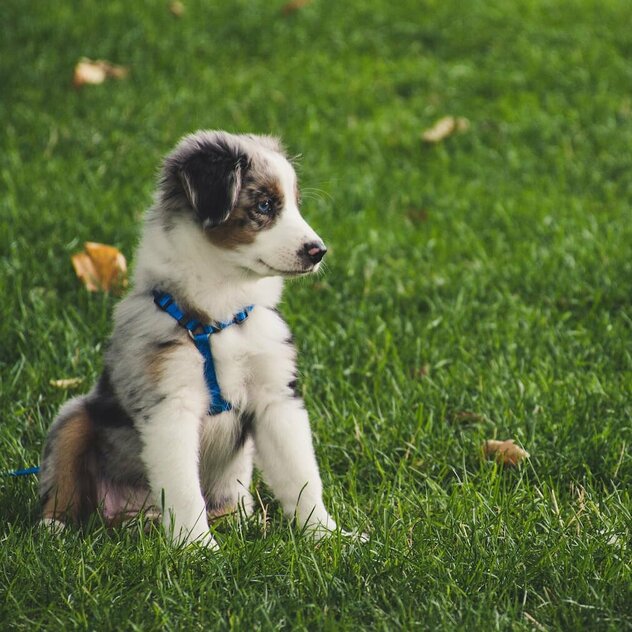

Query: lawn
[1,0,631,629]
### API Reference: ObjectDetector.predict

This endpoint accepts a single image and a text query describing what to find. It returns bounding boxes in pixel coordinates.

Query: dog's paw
[302,515,367,543]
[39,518,66,535]
[191,530,220,550]
[177,527,220,550]
[300,512,337,540]
[340,528,369,543]
[301,515,369,543]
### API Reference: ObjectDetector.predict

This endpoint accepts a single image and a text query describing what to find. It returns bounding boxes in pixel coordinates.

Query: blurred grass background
[1,0,631,629]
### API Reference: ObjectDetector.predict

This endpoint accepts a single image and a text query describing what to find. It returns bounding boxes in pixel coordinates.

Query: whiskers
[301,187,333,204]
[315,258,330,278]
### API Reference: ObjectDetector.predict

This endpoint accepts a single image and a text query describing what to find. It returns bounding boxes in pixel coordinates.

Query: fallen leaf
[169,1,185,17]
[71,242,128,293]
[422,116,470,143]
[413,364,430,378]
[453,410,487,424]
[281,0,312,15]
[71,252,99,292]
[406,207,429,223]
[73,61,106,86]
[73,58,129,87]
[50,377,84,389]
[483,439,530,466]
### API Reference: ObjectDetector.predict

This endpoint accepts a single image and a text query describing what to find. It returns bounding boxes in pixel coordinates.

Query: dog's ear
[179,149,245,228]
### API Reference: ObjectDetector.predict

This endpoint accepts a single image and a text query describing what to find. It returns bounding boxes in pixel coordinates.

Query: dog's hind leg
[39,398,98,528]
[202,437,255,521]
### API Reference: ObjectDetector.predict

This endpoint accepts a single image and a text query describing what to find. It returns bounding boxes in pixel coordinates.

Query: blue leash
[153,290,254,415]
[2,466,40,477]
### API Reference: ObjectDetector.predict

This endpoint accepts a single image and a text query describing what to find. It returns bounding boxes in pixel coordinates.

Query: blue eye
[257,199,272,213]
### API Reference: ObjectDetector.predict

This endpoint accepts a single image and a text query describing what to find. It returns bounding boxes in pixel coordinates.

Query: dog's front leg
[254,398,337,537]
[140,398,216,548]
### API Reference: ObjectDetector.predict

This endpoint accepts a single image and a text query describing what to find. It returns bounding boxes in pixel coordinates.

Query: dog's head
[159,130,326,278]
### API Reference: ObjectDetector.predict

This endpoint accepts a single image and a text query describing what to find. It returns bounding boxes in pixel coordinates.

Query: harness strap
[152,290,253,416]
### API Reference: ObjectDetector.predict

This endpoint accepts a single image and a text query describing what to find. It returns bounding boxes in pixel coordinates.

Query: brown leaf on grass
[71,242,128,294]
[453,410,487,424]
[413,364,430,378]
[169,1,185,17]
[421,116,470,143]
[49,378,84,389]
[281,0,312,15]
[73,58,129,87]
[406,207,429,223]
[483,439,530,466]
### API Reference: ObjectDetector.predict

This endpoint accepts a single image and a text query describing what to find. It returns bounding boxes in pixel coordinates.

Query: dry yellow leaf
[71,242,128,293]
[71,252,100,292]
[50,378,84,389]
[483,439,530,466]
[422,116,470,143]
[73,58,129,87]
[84,242,127,288]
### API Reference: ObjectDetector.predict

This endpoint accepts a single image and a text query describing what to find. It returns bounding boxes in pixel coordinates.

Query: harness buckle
[188,328,211,340]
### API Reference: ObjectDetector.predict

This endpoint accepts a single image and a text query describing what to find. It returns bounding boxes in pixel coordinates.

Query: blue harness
[1,466,40,477]
[153,290,254,415]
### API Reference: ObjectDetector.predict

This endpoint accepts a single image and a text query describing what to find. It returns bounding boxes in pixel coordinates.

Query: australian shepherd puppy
[39,130,343,548]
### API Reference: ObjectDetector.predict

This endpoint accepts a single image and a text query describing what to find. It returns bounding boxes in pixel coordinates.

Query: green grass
[1,0,631,629]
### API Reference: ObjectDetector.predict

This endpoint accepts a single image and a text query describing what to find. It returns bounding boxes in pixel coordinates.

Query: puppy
[39,130,342,547]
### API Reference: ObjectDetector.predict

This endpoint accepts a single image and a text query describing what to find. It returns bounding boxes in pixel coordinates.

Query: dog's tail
[39,397,98,526]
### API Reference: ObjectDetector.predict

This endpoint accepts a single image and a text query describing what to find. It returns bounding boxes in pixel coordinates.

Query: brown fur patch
[206,168,286,249]
[207,503,237,521]
[42,410,97,524]
[147,340,183,381]
[205,203,260,248]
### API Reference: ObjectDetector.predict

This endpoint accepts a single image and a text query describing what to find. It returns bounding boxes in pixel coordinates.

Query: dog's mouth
[257,259,315,277]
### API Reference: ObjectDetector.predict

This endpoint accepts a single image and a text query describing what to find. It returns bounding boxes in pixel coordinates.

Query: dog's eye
[257,199,272,214]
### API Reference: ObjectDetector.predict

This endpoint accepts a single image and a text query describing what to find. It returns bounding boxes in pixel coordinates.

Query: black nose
[301,241,327,265]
